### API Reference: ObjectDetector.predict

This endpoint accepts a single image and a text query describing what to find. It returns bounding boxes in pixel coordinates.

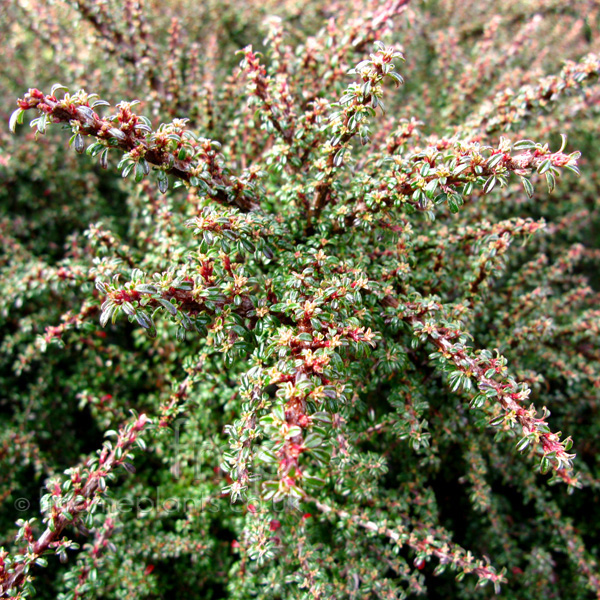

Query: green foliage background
[1,0,600,598]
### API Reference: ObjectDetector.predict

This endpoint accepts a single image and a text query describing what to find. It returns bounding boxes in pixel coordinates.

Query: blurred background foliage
[1,0,600,598]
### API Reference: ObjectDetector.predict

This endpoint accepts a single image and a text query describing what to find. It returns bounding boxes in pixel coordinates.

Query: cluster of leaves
[1,0,600,598]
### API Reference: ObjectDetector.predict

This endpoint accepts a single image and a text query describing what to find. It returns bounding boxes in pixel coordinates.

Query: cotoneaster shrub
[1,0,600,598]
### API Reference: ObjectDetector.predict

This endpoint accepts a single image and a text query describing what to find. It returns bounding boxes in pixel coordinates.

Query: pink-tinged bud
[269,520,281,531]
[134,414,149,430]
[550,152,571,167]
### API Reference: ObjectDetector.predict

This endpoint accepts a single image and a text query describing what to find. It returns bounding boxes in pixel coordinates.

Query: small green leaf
[514,140,537,151]
[158,176,168,194]
[487,153,504,169]
[122,162,135,178]
[521,177,534,198]
[447,195,459,214]
[135,311,154,329]
[515,436,530,453]
[537,159,552,174]
[51,83,69,96]
[488,414,505,427]
[158,298,177,315]
[134,162,146,182]
[483,176,497,194]
[99,148,109,169]
[9,108,24,133]
[100,304,116,328]
[73,134,85,154]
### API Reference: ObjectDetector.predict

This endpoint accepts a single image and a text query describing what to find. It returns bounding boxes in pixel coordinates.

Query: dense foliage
[1,0,600,598]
